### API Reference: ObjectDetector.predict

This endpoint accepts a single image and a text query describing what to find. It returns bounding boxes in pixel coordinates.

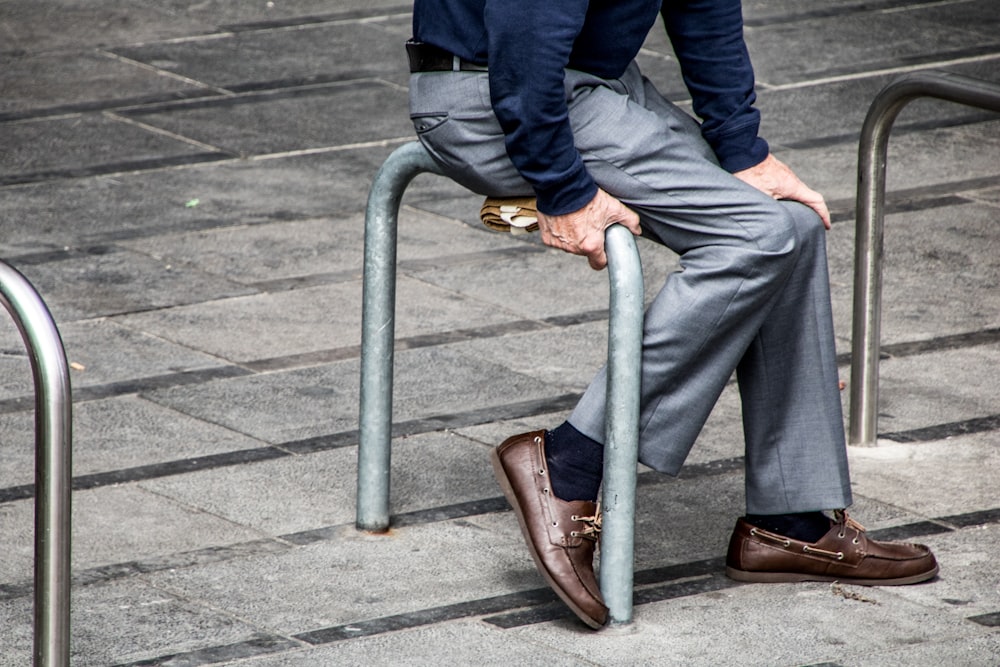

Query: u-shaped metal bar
[0,261,72,667]
[357,141,644,624]
[849,71,1000,447]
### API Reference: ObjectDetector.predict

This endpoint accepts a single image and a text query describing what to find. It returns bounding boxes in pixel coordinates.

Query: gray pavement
[1,0,1000,664]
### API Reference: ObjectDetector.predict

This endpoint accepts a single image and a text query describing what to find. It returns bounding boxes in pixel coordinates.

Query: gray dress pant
[409,63,852,514]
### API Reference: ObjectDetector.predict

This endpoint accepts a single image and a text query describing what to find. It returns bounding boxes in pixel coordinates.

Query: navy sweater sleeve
[661,0,769,172]
[483,0,597,216]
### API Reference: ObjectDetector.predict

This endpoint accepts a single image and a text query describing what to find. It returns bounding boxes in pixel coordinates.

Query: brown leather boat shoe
[726,511,939,586]
[491,430,608,629]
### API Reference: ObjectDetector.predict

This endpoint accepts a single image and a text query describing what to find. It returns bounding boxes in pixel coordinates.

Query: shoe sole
[725,564,939,586]
[490,448,606,629]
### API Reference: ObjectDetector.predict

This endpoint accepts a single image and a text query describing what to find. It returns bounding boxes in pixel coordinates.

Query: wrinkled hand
[537,188,642,270]
[734,153,831,229]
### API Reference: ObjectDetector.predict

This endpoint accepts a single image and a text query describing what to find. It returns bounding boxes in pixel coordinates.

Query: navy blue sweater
[413,0,769,215]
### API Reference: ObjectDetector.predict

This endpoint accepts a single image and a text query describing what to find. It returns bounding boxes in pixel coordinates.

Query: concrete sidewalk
[1,0,999,664]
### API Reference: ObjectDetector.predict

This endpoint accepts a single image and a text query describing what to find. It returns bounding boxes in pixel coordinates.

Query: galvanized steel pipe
[599,224,644,625]
[357,141,444,531]
[850,71,1000,446]
[356,141,645,624]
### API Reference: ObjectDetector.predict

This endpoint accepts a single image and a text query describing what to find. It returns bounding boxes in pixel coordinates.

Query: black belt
[406,41,488,73]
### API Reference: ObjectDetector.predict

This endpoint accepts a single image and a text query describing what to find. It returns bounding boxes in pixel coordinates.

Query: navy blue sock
[745,512,832,543]
[544,422,604,502]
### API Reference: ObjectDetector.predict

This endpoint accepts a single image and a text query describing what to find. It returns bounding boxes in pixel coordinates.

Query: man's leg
[560,66,936,589]
[736,200,850,514]
[563,66,848,505]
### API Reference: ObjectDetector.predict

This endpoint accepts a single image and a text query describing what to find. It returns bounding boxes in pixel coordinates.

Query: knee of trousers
[742,203,806,280]
[750,200,825,274]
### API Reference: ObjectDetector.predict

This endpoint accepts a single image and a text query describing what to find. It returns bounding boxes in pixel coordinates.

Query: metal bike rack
[356,141,644,625]
[0,261,72,666]
[850,70,1000,447]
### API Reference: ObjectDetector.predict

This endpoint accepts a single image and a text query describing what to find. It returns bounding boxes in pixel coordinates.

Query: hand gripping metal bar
[0,261,72,667]
[850,71,1000,446]
[356,141,644,624]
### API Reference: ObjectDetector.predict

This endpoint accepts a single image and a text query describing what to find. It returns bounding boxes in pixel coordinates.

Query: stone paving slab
[228,620,589,667]
[0,576,271,667]
[0,1,411,55]
[840,633,1000,667]
[873,346,1000,434]
[870,524,1000,620]
[119,82,413,157]
[849,432,1000,519]
[742,0,880,21]
[111,20,409,91]
[112,275,528,363]
[0,51,201,120]
[140,515,537,636]
[0,146,399,250]
[137,430,497,536]
[13,245,256,321]
[140,345,565,443]
[758,59,1000,148]
[116,208,524,285]
[746,10,1000,87]
[0,483,262,582]
[413,248,617,320]
[826,202,1000,347]
[783,119,1000,201]
[0,394,266,488]
[508,578,989,667]
[0,114,215,186]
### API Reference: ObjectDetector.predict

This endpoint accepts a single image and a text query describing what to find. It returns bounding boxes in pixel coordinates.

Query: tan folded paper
[479,196,540,234]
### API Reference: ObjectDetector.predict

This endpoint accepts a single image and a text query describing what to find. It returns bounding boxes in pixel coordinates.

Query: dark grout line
[218,4,413,33]
[0,393,582,504]
[880,328,1000,358]
[118,79,388,117]
[0,445,290,503]
[781,112,1000,153]
[0,365,254,416]
[968,611,1000,627]
[828,194,975,225]
[8,313,994,418]
[0,153,233,187]
[937,507,1000,529]
[245,244,550,293]
[866,520,952,542]
[832,327,1000,367]
[1,114,986,189]
[256,510,1000,644]
[0,451,746,599]
[0,89,223,123]
[743,0,947,27]
[296,588,559,645]
[113,633,301,667]
[880,414,1000,443]
[485,570,739,629]
[780,45,1000,85]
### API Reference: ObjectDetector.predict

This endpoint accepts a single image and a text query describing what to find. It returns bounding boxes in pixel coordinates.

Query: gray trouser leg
[409,64,852,514]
